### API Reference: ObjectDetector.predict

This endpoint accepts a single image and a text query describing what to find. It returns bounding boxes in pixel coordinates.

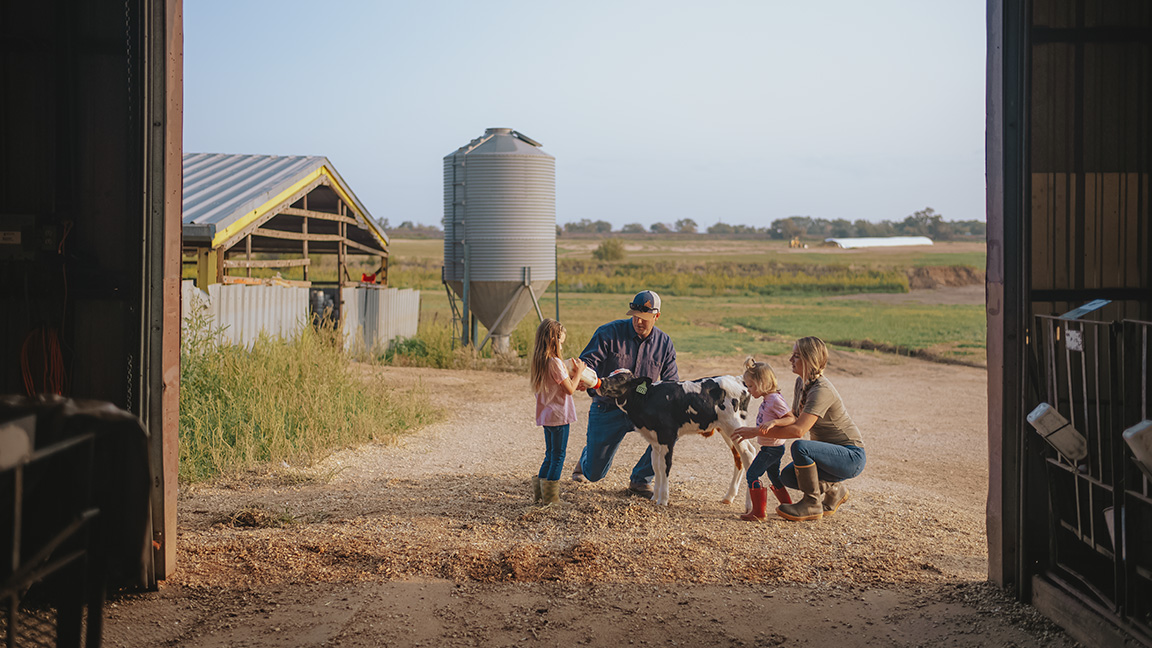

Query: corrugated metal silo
[443,128,555,352]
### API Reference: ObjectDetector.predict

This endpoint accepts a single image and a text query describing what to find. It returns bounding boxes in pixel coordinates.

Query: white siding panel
[341,286,420,352]
[180,281,413,352]
[181,282,308,349]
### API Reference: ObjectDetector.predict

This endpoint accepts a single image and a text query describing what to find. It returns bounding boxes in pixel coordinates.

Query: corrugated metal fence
[181,281,420,352]
[181,280,309,348]
[341,286,421,353]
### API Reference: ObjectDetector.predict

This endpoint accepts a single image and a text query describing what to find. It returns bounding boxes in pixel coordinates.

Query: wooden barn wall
[1029,0,1151,321]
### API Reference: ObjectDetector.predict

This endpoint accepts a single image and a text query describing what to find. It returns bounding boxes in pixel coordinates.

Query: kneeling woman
[733,336,865,521]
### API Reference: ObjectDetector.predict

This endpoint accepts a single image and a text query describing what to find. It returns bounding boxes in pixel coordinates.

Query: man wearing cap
[572,290,679,498]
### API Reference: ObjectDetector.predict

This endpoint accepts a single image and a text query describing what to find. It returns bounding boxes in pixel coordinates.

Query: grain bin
[443,128,555,353]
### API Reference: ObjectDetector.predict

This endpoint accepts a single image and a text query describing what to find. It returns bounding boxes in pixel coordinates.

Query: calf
[596,370,757,506]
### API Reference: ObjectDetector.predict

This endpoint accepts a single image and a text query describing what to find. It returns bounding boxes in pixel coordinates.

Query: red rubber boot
[769,485,793,505]
[739,482,769,521]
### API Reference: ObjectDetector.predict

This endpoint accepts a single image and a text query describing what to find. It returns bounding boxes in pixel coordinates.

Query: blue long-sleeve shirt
[579,319,678,405]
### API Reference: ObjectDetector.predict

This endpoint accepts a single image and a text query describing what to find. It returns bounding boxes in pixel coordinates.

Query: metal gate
[1030,315,1152,639]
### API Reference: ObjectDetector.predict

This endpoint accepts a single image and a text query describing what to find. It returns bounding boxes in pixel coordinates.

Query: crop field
[390,237,987,367]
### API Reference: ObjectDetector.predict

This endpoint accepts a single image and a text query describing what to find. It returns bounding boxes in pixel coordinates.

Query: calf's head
[596,369,649,401]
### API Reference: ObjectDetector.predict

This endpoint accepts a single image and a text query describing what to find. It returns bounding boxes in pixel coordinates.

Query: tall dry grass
[179,309,439,483]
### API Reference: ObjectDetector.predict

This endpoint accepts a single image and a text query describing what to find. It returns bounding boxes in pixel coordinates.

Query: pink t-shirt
[757,392,790,447]
[536,358,577,426]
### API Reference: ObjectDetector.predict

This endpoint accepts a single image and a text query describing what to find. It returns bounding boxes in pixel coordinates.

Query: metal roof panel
[181,153,387,248]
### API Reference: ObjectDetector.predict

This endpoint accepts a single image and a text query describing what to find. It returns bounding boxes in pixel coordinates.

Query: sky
[184,2,987,230]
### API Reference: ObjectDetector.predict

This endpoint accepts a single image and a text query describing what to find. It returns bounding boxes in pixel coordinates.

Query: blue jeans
[779,440,866,488]
[539,424,570,481]
[746,445,787,489]
[577,402,654,485]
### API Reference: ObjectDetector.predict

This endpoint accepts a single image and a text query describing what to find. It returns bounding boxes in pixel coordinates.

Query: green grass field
[390,236,986,367]
[411,291,985,367]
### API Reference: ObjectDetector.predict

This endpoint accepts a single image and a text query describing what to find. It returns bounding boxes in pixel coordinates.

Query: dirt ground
[102,332,1078,647]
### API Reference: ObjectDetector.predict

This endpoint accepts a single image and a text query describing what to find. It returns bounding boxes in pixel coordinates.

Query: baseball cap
[626,290,661,320]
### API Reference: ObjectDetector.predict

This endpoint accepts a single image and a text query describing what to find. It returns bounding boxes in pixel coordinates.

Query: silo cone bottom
[492,335,513,355]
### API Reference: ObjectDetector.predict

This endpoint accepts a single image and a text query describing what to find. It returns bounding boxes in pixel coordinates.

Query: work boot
[739,481,769,521]
[540,479,562,506]
[821,481,849,515]
[572,463,590,483]
[532,475,542,504]
[776,464,824,521]
[769,485,793,505]
[627,481,654,500]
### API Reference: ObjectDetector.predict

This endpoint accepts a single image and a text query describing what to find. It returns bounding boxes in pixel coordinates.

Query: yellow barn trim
[210,166,387,250]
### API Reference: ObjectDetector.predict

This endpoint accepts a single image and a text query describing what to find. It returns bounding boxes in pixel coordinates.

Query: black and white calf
[596,370,757,506]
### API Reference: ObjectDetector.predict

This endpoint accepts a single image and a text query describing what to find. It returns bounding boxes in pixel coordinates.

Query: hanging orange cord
[21,326,65,397]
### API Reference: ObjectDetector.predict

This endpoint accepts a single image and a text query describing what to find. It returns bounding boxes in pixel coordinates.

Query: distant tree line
[384,207,985,241]
[559,208,985,241]
[764,208,985,241]
[381,219,444,239]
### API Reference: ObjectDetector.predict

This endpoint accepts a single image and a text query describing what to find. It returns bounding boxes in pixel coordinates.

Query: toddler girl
[530,319,586,506]
[735,356,793,521]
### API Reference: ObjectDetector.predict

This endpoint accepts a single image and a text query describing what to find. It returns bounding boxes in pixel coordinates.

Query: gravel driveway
[102,350,1078,647]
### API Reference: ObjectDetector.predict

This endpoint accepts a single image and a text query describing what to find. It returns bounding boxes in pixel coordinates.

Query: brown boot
[776,464,824,521]
[532,476,542,504]
[739,482,769,521]
[821,481,849,515]
[540,479,561,506]
[769,485,793,505]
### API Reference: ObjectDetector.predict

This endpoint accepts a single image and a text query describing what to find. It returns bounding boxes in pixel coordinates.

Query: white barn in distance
[823,236,934,249]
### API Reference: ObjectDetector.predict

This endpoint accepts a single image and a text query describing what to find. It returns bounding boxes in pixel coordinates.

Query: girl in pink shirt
[734,356,793,521]
[530,319,586,506]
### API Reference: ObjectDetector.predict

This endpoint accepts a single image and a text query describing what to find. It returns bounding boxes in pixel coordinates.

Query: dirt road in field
[102,348,1076,647]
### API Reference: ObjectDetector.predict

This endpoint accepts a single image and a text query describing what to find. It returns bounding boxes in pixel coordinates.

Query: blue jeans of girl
[539,424,570,481]
[746,445,787,489]
[779,439,866,488]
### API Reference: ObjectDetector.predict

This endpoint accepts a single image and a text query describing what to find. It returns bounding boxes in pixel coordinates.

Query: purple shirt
[757,392,790,447]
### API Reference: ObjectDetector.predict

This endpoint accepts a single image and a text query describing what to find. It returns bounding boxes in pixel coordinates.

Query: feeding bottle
[566,358,601,389]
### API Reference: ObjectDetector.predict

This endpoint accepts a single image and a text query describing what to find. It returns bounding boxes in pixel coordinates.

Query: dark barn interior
[988,0,1152,644]
[1,0,182,602]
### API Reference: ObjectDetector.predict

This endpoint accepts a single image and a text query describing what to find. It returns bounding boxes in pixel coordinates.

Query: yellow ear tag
[636,383,648,395]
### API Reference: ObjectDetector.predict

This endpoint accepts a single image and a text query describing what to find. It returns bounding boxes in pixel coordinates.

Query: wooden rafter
[343,238,386,255]
[223,258,312,269]
[279,206,358,225]
[251,227,343,242]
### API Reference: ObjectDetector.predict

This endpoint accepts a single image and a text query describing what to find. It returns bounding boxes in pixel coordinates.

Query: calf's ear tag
[636,383,648,395]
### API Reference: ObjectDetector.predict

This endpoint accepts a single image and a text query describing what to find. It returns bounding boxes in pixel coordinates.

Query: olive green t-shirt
[792,376,864,448]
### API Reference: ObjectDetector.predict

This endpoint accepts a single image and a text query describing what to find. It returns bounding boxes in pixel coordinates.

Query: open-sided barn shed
[182,153,389,294]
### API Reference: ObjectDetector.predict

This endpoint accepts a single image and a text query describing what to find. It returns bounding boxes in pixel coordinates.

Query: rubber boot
[739,482,769,521]
[532,476,542,504]
[821,481,849,515]
[540,479,561,506]
[776,464,824,521]
[769,485,793,505]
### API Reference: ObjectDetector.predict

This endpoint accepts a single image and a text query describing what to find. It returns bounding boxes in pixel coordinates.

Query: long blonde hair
[794,336,828,414]
[530,319,566,394]
[742,356,780,395]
